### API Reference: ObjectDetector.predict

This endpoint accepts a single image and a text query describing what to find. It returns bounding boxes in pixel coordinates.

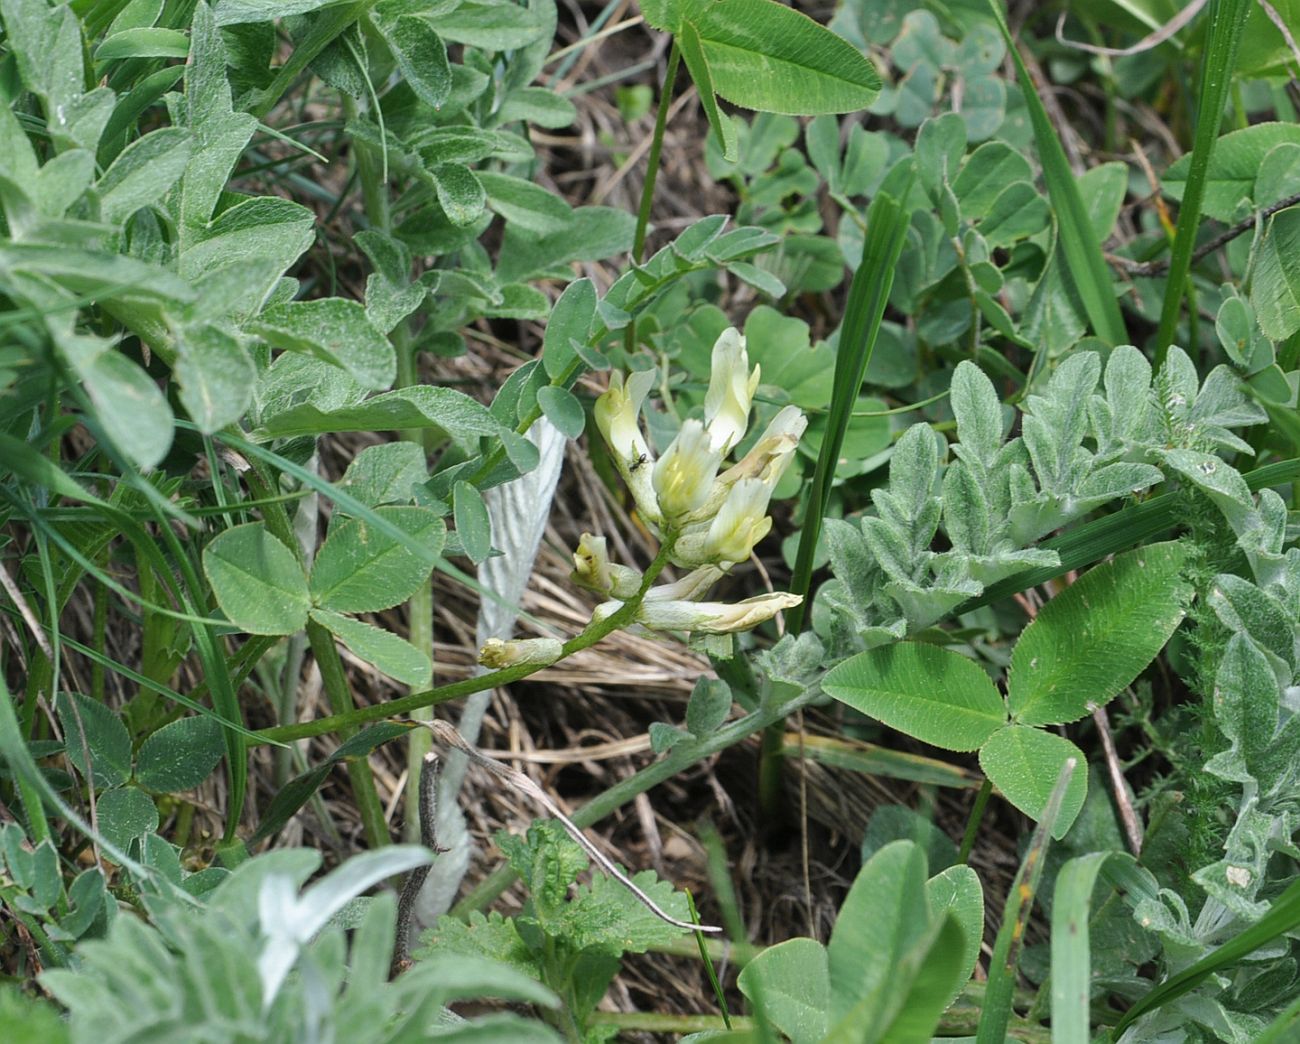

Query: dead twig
[1112,190,1300,276]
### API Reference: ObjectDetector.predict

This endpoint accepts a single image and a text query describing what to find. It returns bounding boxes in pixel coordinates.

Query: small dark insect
[629,452,648,472]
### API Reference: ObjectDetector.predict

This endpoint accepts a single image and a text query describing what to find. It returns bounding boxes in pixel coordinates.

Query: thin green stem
[306,619,391,848]
[958,778,993,865]
[624,41,680,357]
[632,42,680,264]
[588,1013,754,1034]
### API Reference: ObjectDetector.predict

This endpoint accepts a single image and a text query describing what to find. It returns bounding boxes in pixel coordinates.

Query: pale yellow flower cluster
[582,327,807,637]
[477,327,805,668]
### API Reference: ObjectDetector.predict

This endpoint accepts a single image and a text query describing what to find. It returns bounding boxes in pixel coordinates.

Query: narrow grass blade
[1154,0,1252,360]
[976,756,1077,1044]
[788,184,913,630]
[1051,851,1118,1044]
[985,0,1125,347]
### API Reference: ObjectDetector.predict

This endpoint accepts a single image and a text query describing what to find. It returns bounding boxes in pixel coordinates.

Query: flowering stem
[250,540,676,745]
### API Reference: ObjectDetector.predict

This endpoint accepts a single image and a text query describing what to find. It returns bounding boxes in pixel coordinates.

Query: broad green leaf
[174,323,255,432]
[179,2,259,231]
[1256,142,1300,211]
[250,298,396,391]
[1007,542,1191,726]
[497,86,576,128]
[684,0,881,116]
[1250,205,1300,342]
[685,677,732,738]
[477,171,572,234]
[56,692,132,789]
[95,127,192,224]
[57,334,174,470]
[1215,633,1279,765]
[310,506,445,613]
[536,385,585,439]
[214,0,347,23]
[254,385,506,453]
[1164,122,1300,221]
[94,27,189,60]
[202,523,311,635]
[430,162,485,226]
[32,149,95,218]
[309,608,433,688]
[827,840,930,1026]
[736,938,829,1044]
[452,481,492,565]
[376,13,451,109]
[867,913,969,1044]
[1208,573,1294,669]
[135,716,225,793]
[915,112,966,202]
[953,140,1034,220]
[745,305,835,410]
[979,725,1087,840]
[179,196,312,285]
[338,442,427,509]
[824,642,1008,752]
[978,181,1050,247]
[542,278,596,379]
[95,786,159,851]
[925,863,984,1012]
[950,359,1003,469]
[432,0,553,50]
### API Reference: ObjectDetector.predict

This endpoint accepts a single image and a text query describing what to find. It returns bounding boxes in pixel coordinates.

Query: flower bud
[571,533,641,599]
[638,591,802,634]
[653,419,724,521]
[594,368,660,522]
[703,328,760,454]
[478,637,563,669]
[642,564,726,603]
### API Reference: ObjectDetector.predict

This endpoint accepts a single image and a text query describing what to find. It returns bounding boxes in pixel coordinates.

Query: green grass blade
[788,183,913,631]
[1051,852,1117,1044]
[985,0,1125,347]
[976,756,1077,1044]
[1154,0,1253,361]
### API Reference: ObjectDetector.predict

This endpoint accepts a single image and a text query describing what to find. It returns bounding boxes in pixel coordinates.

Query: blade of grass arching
[761,185,913,821]
[984,0,1125,347]
[4,625,274,744]
[687,890,733,1030]
[1153,0,1253,363]
[788,183,913,631]
[1114,873,1300,1034]
[976,757,1077,1044]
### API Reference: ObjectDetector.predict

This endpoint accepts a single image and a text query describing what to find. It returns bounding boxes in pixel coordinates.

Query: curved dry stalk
[427,720,722,934]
